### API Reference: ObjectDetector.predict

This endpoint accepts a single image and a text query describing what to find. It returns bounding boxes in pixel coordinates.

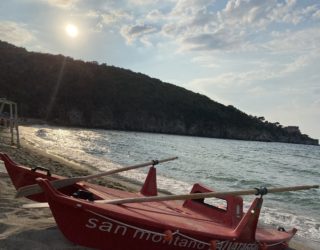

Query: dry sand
[0,145,92,249]
[0,134,318,249]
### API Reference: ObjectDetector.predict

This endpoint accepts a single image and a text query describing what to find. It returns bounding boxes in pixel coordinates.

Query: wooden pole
[14,103,20,147]
[23,184,319,209]
[95,185,319,205]
[16,157,178,198]
[9,103,14,145]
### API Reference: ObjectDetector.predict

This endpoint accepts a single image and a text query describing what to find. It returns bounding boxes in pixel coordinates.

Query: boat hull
[0,153,117,202]
[1,153,297,250]
[37,179,296,250]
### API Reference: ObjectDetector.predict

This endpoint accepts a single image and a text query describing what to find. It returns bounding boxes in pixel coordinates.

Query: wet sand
[0,135,318,249]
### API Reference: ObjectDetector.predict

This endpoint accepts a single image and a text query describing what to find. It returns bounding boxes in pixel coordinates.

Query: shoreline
[0,136,142,249]
[0,135,318,249]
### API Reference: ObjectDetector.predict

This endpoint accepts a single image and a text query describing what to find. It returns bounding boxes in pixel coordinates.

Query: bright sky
[0,0,319,140]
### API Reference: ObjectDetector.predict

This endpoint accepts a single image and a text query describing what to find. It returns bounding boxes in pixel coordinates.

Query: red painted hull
[37,178,296,250]
[1,153,297,249]
[0,153,124,202]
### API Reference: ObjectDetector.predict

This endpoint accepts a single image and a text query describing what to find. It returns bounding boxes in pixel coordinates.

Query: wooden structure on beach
[0,98,20,147]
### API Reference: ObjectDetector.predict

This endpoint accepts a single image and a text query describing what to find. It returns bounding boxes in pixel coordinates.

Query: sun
[65,24,79,38]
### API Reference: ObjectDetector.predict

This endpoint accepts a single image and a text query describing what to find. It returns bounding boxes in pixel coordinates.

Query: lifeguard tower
[0,98,20,147]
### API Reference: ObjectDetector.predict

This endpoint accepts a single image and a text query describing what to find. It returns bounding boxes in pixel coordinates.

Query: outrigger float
[1,153,318,250]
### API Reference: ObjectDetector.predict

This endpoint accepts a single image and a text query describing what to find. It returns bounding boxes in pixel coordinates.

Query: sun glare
[65,24,79,38]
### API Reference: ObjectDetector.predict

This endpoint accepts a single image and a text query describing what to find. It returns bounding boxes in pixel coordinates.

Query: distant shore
[0,134,318,249]
[19,118,320,147]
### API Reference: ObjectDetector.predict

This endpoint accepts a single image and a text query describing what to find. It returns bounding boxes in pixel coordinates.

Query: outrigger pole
[23,184,319,209]
[95,184,319,204]
[16,156,178,198]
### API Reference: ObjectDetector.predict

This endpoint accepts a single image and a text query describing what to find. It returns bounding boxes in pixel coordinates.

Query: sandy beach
[0,133,139,249]
[0,145,90,249]
[0,134,318,249]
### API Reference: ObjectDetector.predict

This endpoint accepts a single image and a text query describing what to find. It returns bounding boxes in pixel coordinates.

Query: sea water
[20,125,320,243]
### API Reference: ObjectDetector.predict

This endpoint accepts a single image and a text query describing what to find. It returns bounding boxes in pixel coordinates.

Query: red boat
[35,180,299,249]
[0,152,135,202]
[1,152,308,249]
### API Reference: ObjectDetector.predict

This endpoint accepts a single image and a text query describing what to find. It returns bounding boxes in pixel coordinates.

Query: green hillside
[0,40,318,145]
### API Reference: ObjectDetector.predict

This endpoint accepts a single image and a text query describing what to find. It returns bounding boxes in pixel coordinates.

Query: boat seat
[183,183,243,227]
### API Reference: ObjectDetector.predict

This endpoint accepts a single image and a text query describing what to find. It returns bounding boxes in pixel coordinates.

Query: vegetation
[0,40,318,145]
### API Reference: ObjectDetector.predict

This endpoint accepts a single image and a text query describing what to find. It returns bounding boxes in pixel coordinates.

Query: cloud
[101,10,133,25]
[112,0,320,91]
[0,21,36,46]
[128,0,159,5]
[281,55,310,75]
[188,50,318,94]
[171,0,214,15]
[120,24,159,44]
[43,0,78,8]
[188,69,273,91]
[181,0,301,51]
[191,56,220,68]
[156,1,270,52]
[181,29,246,51]
[312,9,320,19]
[257,27,320,76]
[187,53,319,103]
[265,27,320,53]
[222,0,272,26]
[85,9,133,33]
[220,0,317,27]
[146,9,165,21]
[126,0,320,54]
